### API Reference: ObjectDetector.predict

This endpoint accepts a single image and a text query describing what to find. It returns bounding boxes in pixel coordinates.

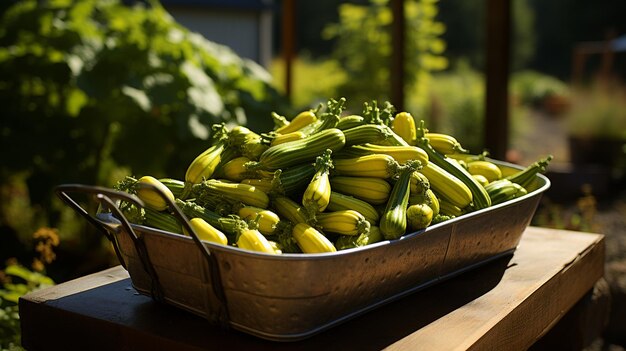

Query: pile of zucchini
[116,98,552,254]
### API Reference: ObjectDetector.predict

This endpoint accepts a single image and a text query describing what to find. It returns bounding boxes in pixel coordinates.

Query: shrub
[510,70,569,108]
[0,0,288,248]
[417,62,485,152]
[0,0,287,194]
[323,0,448,111]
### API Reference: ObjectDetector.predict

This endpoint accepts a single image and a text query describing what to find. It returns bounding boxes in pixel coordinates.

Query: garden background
[1,0,626,349]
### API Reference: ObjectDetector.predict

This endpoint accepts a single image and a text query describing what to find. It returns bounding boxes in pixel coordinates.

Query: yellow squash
[135,176,175,211]
[292,223,336,253]
[183,217,228,245]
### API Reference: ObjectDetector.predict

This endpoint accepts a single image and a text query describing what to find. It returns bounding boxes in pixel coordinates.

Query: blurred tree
[0,0,288,281]
[276,1,626,81]
[437,0,484,69]
[511,0,535,72]
[438,0,535,72]
[284,0,366,57]
[0,0,287,207]
[323,0,448,111]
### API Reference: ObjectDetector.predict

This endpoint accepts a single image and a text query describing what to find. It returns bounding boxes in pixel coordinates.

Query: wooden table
[19,227,605,351]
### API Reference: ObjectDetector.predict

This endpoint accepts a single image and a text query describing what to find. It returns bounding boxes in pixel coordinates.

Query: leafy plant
[323,0,448,111]
[417,61,485,152]
[0,301,21,350]
[416,65,557,155]
[510,70,569,107]
[0,226,59,349]
[532,186,601,234]
[0,0,288,259]
[270,55,347,110]
[0,263,55,350]
[0,0,287,197]
[438,0,536,72]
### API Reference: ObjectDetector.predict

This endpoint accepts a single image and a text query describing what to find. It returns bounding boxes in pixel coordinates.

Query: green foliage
[0,0,287,258]
[414,66,564,155]
[323,0,448,111]
[510,0,536,72]
[0,0,286,194]
[436,0,483,69]
[438,0,536,72]
[532,189,601,234]
[510,70,569,107]
[0,265,54,304]
[270,55,347,110]
[417,61,485,153]
[0,0,290,312]
[0,304,21,351]
[566,82,626,140]
[1,264,55,349]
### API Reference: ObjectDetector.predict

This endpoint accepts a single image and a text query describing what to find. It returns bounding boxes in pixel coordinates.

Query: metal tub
[57,160,550,341]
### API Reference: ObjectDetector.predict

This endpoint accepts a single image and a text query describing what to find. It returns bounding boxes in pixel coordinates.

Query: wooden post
[391,0,405,111]
[282,0,295,102]
[599,29,616,84]
[571,47,587,87]
[485,0,510,160]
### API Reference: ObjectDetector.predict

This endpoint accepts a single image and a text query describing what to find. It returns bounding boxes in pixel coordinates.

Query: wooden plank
[20,227,604,351]
[387,227,604,350]
[23,265,129,304]
[529,278,611,350]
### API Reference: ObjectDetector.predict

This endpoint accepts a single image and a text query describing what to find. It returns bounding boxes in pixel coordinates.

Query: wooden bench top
[19,226,604,350]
